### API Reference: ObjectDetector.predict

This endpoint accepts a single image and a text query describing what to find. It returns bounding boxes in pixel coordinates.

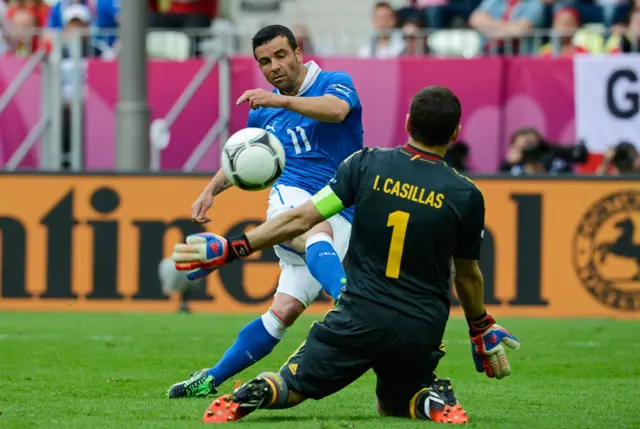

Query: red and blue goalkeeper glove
[468,313,520,379]
[171,233,253,280]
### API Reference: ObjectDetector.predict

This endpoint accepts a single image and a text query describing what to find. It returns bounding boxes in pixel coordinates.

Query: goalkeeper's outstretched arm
[245,200,326,251]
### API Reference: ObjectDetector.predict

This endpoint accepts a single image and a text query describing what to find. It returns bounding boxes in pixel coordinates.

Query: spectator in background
[148,0,217,57]
[500,127,583,175]
[61,3,111,58]
[95,0,118,46]
[445,141,470,171]
[539,7,588,56]
[58,3,113,169]
[148,0,215,29]
[413,0,483,29]
[500,127,540,172]
[289,23,331,56]
[47,0,88,30]
[609,8,640,52]
[6,6,37,55]
[597,142,639,175]
[401,13,429,54]
[0,1,8,54]
[358,2,406,58]
[6,0,49,54]
[564,0,630,27]
[469,0,544,55]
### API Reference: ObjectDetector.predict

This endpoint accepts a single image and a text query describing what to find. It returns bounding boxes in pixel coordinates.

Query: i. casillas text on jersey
[372,175,444,208]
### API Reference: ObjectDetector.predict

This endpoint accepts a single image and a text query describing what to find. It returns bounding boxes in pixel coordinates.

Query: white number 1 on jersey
[286,127,312,154]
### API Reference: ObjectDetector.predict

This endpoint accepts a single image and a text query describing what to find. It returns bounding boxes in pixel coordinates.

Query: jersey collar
[275,61,322,96]
[403,144,445,162]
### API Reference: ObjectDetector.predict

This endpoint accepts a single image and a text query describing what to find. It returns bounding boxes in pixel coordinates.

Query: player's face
[254,36,303,93]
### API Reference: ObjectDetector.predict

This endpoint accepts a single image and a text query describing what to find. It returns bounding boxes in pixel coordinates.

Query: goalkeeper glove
[468,313,520,379]
[171,232,253,280]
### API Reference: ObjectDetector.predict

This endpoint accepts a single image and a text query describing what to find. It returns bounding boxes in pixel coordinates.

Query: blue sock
[207,312,285,388]
[305,234,346,301]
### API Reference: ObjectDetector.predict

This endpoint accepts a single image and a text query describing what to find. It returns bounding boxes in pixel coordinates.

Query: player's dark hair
[408,86,461,147]
[252,25,298,58]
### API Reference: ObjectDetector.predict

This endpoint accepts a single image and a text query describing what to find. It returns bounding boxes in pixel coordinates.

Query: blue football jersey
[247,61,363,223]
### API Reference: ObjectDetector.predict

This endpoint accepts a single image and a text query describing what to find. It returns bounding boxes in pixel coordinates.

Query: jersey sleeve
[311,149,366,219]
[453,187,485,260]
[246,109,259,128]
[323,72,361,111]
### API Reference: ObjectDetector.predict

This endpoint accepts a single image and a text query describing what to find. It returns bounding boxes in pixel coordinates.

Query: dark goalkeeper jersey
[311,145,485,344]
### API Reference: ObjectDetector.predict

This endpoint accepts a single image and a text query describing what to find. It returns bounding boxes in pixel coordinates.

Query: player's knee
[290,221,334,253]
[271,293,305,326]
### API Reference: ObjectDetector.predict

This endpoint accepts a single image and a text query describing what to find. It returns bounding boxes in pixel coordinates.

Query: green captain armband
[311,186,345,219]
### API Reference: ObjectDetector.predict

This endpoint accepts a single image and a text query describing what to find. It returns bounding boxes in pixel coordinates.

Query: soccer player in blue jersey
[167,26,461,409]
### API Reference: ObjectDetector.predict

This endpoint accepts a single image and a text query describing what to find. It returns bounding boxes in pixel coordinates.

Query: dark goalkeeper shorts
[278,298,446,415]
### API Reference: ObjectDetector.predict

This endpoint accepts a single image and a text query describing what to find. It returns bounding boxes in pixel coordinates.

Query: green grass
[1,312,639,428]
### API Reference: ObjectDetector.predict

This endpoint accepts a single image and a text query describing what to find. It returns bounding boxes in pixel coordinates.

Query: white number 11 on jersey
[286,127,312,154]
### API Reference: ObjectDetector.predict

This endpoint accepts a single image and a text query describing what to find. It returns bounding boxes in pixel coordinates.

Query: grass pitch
[1,312,639,428]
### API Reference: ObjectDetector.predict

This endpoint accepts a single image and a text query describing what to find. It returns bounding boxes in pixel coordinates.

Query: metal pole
[116,0,150,171]
[39,59,51,169]
[218,55,230,147]
[69,32,84,171]
[48,32,64,171]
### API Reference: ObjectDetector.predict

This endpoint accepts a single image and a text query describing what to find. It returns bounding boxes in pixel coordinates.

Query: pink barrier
[0,57,41,168]
[1,57,577,172]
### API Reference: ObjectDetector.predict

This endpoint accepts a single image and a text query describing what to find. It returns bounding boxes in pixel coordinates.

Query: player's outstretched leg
[202,372,300,423]
[412,379,468,424]
[304,232,346,301]
[168,310,289,398]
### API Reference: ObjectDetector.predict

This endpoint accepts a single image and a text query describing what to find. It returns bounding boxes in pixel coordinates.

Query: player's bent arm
[452,258,486,320]
[281,95,350,123]
[246,201,326,251]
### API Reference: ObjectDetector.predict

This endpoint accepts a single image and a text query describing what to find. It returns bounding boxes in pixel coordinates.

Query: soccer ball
[221,127,286,191]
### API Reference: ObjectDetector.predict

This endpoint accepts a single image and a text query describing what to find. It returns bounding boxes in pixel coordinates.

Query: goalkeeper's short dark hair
[408,86,461,147]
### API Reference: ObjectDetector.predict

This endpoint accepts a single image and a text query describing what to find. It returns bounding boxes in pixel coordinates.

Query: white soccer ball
[221,127,286,191]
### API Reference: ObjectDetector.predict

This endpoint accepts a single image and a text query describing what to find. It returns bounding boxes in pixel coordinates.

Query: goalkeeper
[173,86,520,424]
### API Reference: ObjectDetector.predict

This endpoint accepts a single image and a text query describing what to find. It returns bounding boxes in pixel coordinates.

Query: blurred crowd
[357,0,640,57]
[0,0,219,57]
[0,0,638,175]
[444,131,639,176]
[0,0,638,58]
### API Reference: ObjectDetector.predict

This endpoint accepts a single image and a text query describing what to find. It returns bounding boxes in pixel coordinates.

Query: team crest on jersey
[573,190,640,311]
